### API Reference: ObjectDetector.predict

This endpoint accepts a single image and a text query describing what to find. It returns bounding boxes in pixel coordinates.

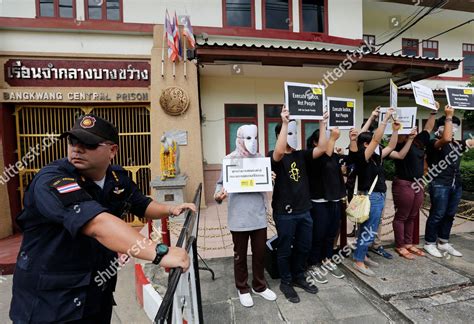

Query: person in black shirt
[270,106,326,303]
[359,107,393,259]
[349,108,399,277]
[422,105,474,258]
[306,128,347,283]
[389,107,437,259]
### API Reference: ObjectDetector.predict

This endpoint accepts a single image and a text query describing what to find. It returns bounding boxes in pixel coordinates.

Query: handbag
[346,175,378,224]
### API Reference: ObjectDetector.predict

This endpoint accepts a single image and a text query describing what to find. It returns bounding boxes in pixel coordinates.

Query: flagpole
[184,37,187,79]
[161,30,165,78]
[173,60,176,79]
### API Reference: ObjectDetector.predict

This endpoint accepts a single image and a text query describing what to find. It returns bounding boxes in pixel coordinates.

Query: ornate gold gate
[15,105,151,223]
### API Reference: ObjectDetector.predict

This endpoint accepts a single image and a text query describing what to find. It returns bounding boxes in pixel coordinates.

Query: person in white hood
[214,124,277,307]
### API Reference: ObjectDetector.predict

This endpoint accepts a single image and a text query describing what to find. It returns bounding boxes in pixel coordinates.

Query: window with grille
[422,40,438,58]
[86,0,122,21]
[463,43,474,76]
[402,38,419,56]
[301,0,325,33]
[224,0,254,28]
[38,0,75,18]
[264,0,291,30]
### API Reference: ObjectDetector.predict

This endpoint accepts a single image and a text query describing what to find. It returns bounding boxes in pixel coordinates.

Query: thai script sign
[4,59,150,87]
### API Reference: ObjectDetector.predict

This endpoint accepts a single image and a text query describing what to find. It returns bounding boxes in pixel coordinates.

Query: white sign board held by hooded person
[223,157,273,193]
[284,82,325,120]
[411,81,437,110]
[445,86,474,110]
[378,107,417,135]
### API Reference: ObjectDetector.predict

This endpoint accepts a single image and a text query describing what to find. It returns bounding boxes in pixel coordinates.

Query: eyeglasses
[68,136,113,150]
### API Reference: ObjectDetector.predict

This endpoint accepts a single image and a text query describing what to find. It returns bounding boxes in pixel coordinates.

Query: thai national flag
[182,15,196,49]
[56,183,81,194]
[173,11,183,61]
[165,10,178,61]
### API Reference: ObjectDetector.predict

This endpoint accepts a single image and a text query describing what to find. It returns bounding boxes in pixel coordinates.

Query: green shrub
[384,159,395,181]
[462,147,474,162]
[461,159,474,192]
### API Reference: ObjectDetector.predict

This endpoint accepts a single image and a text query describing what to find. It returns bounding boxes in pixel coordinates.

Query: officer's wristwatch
[152,243,169,265]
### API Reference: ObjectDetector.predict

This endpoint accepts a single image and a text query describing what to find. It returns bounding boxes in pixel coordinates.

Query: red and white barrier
[135,262,163,322]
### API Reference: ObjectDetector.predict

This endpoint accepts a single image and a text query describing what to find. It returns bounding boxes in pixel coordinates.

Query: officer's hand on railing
[169,203,196,217]
[161,246,190,272]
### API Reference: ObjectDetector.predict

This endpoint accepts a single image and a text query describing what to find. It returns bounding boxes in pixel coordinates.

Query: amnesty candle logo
[289,162,300,182]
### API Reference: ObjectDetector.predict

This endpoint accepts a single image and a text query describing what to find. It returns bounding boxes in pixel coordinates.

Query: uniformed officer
[10,114,195,323]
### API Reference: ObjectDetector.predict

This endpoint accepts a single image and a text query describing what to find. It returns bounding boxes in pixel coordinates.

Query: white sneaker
[252,288,277,301]
[437,243,463,257]
[423,244,443,258]
[238,291,254,307]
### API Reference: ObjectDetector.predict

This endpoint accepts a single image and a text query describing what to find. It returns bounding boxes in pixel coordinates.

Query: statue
[160,134,180,180]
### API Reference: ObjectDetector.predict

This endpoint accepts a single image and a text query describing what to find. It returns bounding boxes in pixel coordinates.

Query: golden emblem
[159,87,190,116]
[80,116,96,128]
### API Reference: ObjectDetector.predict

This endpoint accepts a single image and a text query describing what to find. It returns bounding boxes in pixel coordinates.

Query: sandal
[407,246,425,257]
[395,247,415,260]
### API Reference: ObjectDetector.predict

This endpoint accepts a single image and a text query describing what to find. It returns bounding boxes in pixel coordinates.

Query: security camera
[200,32,209,42]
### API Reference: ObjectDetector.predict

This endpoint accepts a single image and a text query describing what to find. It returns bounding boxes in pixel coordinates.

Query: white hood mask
[240,124,258,155]
[435,125,459,138]
[287,120,298,150]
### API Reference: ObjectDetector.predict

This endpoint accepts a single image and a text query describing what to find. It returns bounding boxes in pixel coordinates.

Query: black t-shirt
[394,131,430,181]
[308,154,346,201]
[269,149,313,215]
[426,138,468,186]
[350,146,387,193]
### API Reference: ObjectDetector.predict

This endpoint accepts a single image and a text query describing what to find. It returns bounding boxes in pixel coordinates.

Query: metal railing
[155,184,203,324]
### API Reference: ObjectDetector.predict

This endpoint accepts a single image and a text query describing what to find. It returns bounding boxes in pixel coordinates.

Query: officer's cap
[60,114,119,145]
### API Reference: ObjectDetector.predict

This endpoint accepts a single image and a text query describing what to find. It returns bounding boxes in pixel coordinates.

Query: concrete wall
[0,0,35,18]
[329,0,363,39]
[124,0,222,26]
[200,75,364,164]
[0,31,152,56]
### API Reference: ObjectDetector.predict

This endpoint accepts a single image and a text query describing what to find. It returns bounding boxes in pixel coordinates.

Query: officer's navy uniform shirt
[10,158,152,323]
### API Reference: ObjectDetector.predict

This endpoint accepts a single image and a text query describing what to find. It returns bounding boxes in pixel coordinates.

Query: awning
[195,40,462,95]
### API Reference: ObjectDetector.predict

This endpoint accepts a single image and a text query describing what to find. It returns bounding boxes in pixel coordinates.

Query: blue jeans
[308,201,341,265]
[353,192,386,262]
[425,183,462,244]
[273,211,313,284]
